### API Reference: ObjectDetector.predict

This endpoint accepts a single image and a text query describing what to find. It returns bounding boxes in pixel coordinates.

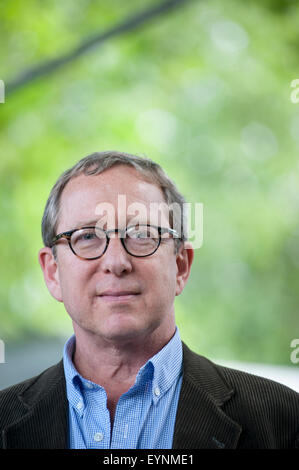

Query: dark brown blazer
[0,343,298,449]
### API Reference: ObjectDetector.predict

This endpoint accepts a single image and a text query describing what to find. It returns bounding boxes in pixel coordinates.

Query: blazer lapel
[2,361,68,449]
[172,343,242,449]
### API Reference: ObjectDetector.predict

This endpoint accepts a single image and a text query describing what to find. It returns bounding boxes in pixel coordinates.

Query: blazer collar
[3,361,68,449]
[172,343,242,449]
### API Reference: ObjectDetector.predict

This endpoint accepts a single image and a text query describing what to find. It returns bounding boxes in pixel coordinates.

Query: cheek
[145,258,177,297]
[58,263,87,303]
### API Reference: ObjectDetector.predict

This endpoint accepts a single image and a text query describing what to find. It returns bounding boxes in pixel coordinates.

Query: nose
[99,234,133,276]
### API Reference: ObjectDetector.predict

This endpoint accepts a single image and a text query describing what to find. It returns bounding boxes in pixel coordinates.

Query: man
[0,151,298,449]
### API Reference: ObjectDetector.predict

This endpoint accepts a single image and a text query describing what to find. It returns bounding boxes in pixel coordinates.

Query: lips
[100,290,140,297]
[98,289,140,301]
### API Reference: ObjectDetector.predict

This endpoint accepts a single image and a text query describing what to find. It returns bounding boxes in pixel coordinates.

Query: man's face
[40,165,192,345]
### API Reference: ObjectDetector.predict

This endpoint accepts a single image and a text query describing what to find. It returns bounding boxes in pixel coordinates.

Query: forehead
[57,165,169,231]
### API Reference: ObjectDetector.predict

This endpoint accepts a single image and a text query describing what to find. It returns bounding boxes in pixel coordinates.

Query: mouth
[98,291,140,302]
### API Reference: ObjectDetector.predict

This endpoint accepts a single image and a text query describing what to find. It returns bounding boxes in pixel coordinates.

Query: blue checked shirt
[63,328,183,449]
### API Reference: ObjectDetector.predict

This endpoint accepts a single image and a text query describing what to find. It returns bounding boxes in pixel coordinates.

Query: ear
[38,247,63,302]
[175,242,194,296]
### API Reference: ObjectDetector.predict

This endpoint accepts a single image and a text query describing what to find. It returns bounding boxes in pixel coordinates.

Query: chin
[87,317,144,341]
[104,318,165,344]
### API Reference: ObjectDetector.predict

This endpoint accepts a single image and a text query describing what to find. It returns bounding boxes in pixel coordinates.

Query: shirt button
[76,401,84,410]
[154,386,161,397]
[94,432,104,442]
[85,382,94,389]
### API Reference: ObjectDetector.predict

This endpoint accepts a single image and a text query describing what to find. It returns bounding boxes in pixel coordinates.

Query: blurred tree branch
[6,0,193,96]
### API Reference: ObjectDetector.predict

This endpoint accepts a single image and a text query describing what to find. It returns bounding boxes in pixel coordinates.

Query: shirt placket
[83,387,111,449]
[110,378,152,449]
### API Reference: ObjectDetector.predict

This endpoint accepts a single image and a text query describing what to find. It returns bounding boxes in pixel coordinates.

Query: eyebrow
[67,218,167,232]
[73,218,153,227]
[72,220,100,229]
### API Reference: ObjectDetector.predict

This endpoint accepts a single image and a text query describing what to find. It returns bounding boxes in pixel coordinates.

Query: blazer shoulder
[182,343,299,447]
[0,361,64,429]
[216,361,299,447]
[215,359,299,405]
[182,342,299,403]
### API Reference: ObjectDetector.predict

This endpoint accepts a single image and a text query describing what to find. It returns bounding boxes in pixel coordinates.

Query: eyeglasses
[50,224,180,260]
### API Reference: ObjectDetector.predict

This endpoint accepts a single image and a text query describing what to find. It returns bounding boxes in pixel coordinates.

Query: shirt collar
[63,327,182,410]
[63,335,86,414]
[146,327,182,404]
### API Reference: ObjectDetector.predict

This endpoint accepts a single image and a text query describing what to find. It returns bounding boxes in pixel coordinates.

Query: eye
[72,228,99,245]
[126,226,159,240]
[133,230,149,239]
[81,232,96,241]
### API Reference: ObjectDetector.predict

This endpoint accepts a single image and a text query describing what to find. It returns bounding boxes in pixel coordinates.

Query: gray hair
[41,151,188,255]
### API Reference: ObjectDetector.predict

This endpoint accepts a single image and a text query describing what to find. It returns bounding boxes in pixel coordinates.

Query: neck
[71,324,176,423]
[71,324,176,387]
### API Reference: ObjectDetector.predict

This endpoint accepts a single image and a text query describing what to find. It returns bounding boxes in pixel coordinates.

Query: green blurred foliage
[1,0,299,364]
